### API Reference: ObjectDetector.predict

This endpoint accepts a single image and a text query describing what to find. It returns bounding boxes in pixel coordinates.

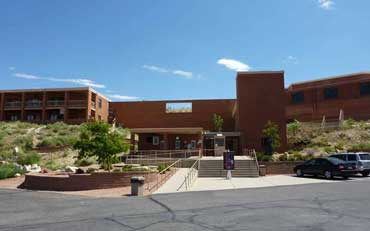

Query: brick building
[286,72,370,122]
[0,87,109,124]
[2,71,370,154]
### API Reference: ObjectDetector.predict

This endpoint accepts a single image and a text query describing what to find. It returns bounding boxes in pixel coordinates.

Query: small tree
[287,120,300,136]
[73,122,129,171]
[213,114,224,131]
[262,120,281,153]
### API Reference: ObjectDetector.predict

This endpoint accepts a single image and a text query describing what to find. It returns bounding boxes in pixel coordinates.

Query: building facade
[286,73,370,122]
[0,87,109,124]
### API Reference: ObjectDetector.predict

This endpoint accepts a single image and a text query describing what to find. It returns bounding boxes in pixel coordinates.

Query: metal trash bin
[131,176,145,196]
[259,165,266,176]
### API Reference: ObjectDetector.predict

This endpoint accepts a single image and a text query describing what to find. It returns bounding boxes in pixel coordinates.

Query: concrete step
[198,159,259,177]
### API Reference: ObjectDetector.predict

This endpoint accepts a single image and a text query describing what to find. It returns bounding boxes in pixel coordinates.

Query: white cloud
[107,94,138,100]
[283,56,299,64]
[172,70,193,79]
[142,65,168,73]
[318,0,334,10]
[217,58,251,72]
[142,64,195,79]
[14,72,105,88]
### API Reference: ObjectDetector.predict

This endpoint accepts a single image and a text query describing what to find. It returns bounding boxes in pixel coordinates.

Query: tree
[287,120,300,136]
[73,122,129,171]
[213,114,224,131]
[262,120,281,153]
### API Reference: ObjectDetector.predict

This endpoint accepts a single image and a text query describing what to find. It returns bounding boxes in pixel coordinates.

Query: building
[2,71,370,154]
[110,71,287,154]
[286,72,370,122]
[0,87,109,124]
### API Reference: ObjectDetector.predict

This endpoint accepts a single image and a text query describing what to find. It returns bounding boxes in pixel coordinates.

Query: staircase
[198,159,259,177]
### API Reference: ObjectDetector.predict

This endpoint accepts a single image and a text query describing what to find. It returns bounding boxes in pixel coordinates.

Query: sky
[1,0,370,101]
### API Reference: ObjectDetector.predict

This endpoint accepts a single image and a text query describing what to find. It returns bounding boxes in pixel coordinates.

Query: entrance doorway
[214,136,225,156]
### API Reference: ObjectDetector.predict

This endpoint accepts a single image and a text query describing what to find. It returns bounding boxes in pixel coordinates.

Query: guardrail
[147,159,182,192]
[244,149,259,173]
[177,158,199,191]
[126,149,201,165]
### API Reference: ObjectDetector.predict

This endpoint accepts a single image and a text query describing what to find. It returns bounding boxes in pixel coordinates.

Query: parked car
[294,157,357,179]
[330,153,370,177]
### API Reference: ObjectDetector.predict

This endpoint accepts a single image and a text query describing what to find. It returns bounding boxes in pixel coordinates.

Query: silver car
[330,153,370,177]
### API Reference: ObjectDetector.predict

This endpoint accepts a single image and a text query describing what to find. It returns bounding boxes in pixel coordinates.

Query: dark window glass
[328,157,345,165]
[333,155,346,161]
[347,155,357,161]
[146,136,153,144]
[359,154,370,160]
[324,87,338,99]
[360,82,370,95]
[291,92,304,104]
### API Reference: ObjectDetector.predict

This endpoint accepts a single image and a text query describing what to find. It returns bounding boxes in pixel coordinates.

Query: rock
[15,173,21,177]
[23,164,41,173]
[64,166,78,173]
[112,163,125,168]
[86,167,98,173]
[131,166,150,171]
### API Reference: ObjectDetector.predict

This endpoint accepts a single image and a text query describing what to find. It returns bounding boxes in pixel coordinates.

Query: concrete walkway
[190,175,334,192]
[153,168,189,194]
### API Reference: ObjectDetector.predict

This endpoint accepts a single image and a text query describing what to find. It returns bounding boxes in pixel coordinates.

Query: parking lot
[1,176,370,231]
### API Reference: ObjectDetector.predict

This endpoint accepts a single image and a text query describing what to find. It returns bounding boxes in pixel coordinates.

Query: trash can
[259,165,266,176]
[131,176,145,196]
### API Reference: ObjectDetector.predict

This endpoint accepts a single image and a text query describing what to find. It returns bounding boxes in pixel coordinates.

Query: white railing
[126,149,201,165]
[244,149,259,173]
[177,158,199,191]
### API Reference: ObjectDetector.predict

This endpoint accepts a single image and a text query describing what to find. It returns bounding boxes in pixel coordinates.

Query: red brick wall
[23,172,159,191]
[110,99,236,131]
[260,161,303,175]
[236,72,287,152]
[286,73,370,122]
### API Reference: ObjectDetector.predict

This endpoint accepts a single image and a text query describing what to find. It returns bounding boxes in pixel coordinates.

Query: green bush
[323,146,335,154]
[348,143,370,152]
[17,151,41,165]
[278,154,288,161]
[74,157,96,167]
[157,163,168,173]
[122,165,133,171]
[43,160,64,171]
[0,163,25,179]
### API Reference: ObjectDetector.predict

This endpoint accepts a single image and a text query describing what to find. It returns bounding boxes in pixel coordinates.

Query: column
[21,92,25,121]
[41,91,46,123]
[64,91,69,123]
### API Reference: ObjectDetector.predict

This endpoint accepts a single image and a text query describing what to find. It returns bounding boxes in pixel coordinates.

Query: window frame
[324,87,338,100]
[360,82,370,96]
[291,92,304,104]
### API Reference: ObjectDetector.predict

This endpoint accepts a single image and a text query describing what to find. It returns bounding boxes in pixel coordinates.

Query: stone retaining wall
[260,161,304,175]
[23,171,161,191]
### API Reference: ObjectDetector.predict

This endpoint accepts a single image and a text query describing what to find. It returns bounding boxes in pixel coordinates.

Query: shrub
[157,163,168,173]
[323,146,335,154]
[122,165,133,171]
[262,120,281,154]
[74,157,96,167]
[0,163,25,179]
[17,151,41,165]
[278,154,288,161]
[348,143,370,152]
[287,120,300,136]
[43,160,63,171]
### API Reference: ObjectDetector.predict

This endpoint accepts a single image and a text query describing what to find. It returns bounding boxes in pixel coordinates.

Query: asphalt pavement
[1,177,370,230]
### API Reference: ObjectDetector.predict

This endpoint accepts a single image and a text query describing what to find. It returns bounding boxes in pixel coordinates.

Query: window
[291,92,304,104]
[332,154,346,161]
[359,154,370,160]
[191,140,197,149]
[27,114,34,121]
[166,103,192,113]
[98,98,102,108]
[360,82,370,95]
[175,137,181,150]
[152,136,159,145]
[146,136,153,144]
[10,115,18,121]
[324,87,338,99]
[348,155,357,161]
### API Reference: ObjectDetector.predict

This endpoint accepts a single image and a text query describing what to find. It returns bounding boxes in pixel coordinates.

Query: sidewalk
[153,168,189,194]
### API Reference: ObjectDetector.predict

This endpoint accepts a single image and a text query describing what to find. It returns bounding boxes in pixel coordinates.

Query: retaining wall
[23,171,160,191]
[260,161,304,175]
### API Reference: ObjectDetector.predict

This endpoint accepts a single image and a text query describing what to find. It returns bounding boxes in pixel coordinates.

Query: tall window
[98,98,102,108]
[291,92,304,104]
[360,82,370,96]
[166,103,192,113]
[324,87,338,99]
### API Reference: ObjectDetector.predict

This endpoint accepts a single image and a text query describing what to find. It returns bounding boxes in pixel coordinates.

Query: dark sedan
[294,157,358,179]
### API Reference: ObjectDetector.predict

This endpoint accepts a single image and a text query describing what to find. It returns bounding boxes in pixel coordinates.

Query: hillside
[284,119,370,159]
[0,122,81,169]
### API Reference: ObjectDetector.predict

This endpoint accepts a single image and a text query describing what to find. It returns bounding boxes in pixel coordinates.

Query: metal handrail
[252,149,260,173]
[177,158,199,191]
[147,159,182,192]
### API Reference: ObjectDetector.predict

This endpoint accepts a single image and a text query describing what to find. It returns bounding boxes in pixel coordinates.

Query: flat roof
[130,127,204,134]
[288,72,370,90]
[0,87,110,101]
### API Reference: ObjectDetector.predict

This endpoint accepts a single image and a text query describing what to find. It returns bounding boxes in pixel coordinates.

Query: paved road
[1,177,370,230]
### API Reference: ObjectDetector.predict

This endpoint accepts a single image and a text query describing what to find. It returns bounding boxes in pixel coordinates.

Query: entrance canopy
[131,127,203,134]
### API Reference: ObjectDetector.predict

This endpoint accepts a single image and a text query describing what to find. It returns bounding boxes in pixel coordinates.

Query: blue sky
[1,0,370,101]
